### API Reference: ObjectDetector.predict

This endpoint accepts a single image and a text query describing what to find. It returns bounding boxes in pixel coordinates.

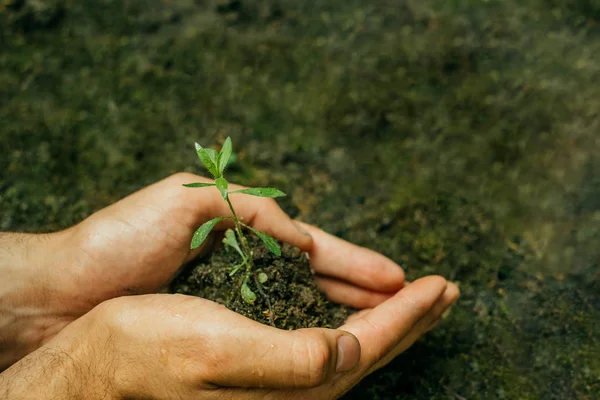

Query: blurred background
[1,0,599,398]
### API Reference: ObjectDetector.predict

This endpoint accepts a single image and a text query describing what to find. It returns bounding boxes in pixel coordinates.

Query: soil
[170,234,349,329]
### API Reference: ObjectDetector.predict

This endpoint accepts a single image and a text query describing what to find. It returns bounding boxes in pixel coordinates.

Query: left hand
[8,173,406,360]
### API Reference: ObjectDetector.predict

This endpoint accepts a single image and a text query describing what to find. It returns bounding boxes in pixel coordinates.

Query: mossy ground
[1,0,599,398]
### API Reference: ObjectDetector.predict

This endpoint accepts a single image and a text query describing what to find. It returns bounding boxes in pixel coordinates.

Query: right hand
[3,275,458,399]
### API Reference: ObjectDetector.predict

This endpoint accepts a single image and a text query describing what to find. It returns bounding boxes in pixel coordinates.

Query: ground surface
[1,0,599,399]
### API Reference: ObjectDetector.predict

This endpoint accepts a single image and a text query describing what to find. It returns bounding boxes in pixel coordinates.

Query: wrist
[0,231,74,369]
[0,307,116,399]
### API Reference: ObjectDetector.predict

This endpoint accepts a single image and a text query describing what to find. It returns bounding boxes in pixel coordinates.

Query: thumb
[209,327,361,389]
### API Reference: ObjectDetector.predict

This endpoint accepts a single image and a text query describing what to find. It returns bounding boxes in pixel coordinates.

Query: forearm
[0,316,114,400]
[1,346,84,399]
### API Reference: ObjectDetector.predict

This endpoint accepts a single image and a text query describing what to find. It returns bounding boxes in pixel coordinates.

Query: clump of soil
[171,235,349,329]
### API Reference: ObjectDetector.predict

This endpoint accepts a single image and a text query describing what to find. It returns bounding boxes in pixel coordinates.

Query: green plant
[183,137,284,321]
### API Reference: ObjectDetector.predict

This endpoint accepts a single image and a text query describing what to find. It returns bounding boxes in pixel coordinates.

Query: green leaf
[230,187,286,198]
[229,263,244,276]
[205,148,220,176]
[223,229,244,258]
[216,177,228,199]
[195,143,218,177]
[190,217,224,249]
[183,182,216,188]
[247,226,281,256]
[241,277,257,304]
[219,137,232,175]
[258,272,268,284]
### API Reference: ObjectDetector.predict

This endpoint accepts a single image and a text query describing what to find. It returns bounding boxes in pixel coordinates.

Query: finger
[229,196,313,252]
[167,173,313,252]
[207,325,361,389]
[339,276,447,369]
[315,276,396,309]
[391,281,460,349]
[414,281,459,326]
[440,281,460,312]
[368,281,460,372]
[341,282,457,346]
[295,222,405,292]
[343,309,372,325]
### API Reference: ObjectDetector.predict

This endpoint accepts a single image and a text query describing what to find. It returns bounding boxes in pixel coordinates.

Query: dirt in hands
[170,235,349,329]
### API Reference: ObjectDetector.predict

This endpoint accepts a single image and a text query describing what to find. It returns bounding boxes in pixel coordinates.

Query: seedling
[184,137,284,323]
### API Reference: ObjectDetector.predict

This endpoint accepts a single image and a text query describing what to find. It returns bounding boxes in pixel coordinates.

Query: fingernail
[293,221,312,237]
[336,335,360,373]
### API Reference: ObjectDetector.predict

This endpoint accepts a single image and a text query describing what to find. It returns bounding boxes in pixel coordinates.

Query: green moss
[1,0,599,398]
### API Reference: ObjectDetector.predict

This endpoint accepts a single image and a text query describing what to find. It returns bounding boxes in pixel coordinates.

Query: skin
[0,172,459,399]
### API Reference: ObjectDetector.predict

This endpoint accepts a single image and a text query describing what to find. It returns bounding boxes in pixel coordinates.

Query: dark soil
[171,234,349,330]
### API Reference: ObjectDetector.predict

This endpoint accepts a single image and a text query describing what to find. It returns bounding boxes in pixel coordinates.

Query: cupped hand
[36,173,406,342]
[30,275,458,400]
[6,171,461,398]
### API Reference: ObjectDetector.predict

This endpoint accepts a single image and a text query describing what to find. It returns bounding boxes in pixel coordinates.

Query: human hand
[3,172,408,364]
[58,171,407,312]
[0,275,458,400]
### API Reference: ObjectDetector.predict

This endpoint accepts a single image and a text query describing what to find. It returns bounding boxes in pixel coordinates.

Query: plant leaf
[219,137,232,175]
[183,182,216,188]
[229,263,244,276]
[230,187,286,198]
[205,148,220,176]
[241,277,257,304]
[216,177,228,199]
[195,143,218,177]
[223,229,244,258]
[190,217,224,249]
[247,226,281,256]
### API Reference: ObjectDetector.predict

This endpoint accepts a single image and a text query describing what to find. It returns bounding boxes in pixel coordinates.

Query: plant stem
[253,272,275,326]
[225,195,254,271]
[225,194,276,326]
